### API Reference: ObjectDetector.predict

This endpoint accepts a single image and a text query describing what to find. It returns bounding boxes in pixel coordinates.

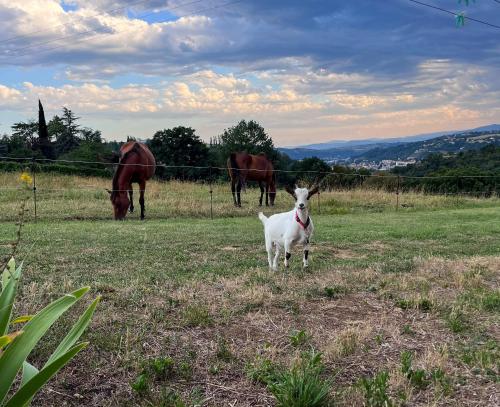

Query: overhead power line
[407,0,500,29]
[1,0,206,55]
[1,0,243,59]
[0,0,157,45]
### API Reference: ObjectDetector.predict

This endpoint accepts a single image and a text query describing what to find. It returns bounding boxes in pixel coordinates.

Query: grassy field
[1,174,499,406]
[0,172,499,221]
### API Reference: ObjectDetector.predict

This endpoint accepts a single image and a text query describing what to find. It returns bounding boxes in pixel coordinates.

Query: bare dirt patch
[33,258,500,406]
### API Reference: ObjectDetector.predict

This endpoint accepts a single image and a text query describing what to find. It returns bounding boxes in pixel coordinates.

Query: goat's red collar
[295,211,310,230]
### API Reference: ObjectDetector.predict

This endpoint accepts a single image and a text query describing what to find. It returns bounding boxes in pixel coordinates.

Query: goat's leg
[139,180,146,220]
[128,184,134,213]
[273,243,280,271]
[236,180,242,207]
[259,181,264,206]
[265,183,269,206]
[284,239,292,268]
[231,180,238,206]
[265,238,274,270]
[303,240,310,268]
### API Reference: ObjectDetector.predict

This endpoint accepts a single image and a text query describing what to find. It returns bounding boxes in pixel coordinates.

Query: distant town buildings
[346,159,417,171]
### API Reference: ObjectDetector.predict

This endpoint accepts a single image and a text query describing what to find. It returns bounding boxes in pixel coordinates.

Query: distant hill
[391,145,500,195]
[278,124,500,161]
[292,130,460,150]
[355,130,500,162]
[279,142,401,161]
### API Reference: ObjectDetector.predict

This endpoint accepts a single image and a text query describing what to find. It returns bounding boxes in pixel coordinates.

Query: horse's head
[107,189,129,220]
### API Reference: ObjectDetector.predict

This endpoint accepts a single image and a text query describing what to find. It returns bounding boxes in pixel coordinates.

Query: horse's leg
[231,179,238,206]
[236,179,242,207]
[259,181,264,206]
[128,184,134,213]
[139,180,146,220]
[265,182,269,206]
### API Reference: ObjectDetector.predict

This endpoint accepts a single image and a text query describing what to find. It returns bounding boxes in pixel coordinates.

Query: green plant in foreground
[0,258,99,407]
[400,351,430,390]
[268,350,331,407]
[289,329,310,348]
[246,356,281,386]
[359,371,393,407]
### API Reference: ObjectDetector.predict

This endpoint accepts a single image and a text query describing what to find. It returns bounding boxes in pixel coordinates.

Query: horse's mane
[111,142,139,198]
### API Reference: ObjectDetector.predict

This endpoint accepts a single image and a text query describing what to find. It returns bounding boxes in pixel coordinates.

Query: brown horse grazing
[109,141,156,220]
[227,152,276,207]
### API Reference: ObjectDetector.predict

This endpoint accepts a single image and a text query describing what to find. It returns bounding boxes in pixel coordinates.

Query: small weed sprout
[289,329,310,348]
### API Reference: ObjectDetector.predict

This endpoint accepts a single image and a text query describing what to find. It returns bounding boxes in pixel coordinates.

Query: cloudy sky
[0,0,499,146]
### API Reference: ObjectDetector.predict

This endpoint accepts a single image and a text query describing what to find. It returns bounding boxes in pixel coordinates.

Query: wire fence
[0,156,499,222]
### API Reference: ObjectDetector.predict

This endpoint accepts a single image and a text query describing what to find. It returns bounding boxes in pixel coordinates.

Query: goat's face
[285,185,320,211]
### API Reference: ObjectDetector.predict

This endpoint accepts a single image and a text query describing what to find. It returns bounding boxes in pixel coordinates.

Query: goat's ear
[307,185,320,199]
[285,185,296,199]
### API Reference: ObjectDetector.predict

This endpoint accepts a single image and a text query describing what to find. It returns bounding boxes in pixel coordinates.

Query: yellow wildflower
[19,172,33,187]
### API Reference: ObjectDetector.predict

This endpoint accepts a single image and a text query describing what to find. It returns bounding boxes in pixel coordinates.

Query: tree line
[0,104,497,195]
[0,103,368,187]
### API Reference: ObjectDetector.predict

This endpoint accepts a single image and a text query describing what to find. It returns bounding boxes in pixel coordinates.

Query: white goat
[258,185,319,271]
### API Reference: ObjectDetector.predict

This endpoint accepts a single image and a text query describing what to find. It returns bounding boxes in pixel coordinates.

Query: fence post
[317,190,321,214]
[31,157,37,222]
[396,175,400,211]
[209,166,213,220]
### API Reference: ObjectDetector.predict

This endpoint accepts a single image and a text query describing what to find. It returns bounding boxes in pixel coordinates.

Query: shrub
[0,258,99,406]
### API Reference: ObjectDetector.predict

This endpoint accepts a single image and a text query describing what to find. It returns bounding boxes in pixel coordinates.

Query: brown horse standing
[109,141,156,220]
[227,152,276,207]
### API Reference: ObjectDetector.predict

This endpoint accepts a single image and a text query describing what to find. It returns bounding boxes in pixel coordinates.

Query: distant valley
[278,124,500,164]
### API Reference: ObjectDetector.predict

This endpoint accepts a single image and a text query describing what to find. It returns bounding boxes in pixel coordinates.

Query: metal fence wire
[0,156,498,222]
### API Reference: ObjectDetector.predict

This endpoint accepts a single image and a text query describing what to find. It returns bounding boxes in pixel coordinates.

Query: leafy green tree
[11,121,38,149]
[289,157,332,186]
[7,121,39,158]
[47,116,65,141]
[217,120,276,164]
[80,128,102,143]
[148,126,209,180]
[53,108,81,156]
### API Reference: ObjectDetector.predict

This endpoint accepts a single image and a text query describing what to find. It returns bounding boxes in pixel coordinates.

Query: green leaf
[0,263,23,336]
[0,331,23,349]
[21,361,39,386]
[0,286,89,403]
[11,315,33,325]
[4,343,88,407]
[19,362,39,407]
[46,295,100,366]
[21,361,39,406]
[1,258,16,290]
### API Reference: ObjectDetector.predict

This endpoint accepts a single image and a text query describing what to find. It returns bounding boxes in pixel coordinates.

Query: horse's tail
[258,212,268,225]
[228,153,243,190]
[229,153,239,178]
[227,153,240,178]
